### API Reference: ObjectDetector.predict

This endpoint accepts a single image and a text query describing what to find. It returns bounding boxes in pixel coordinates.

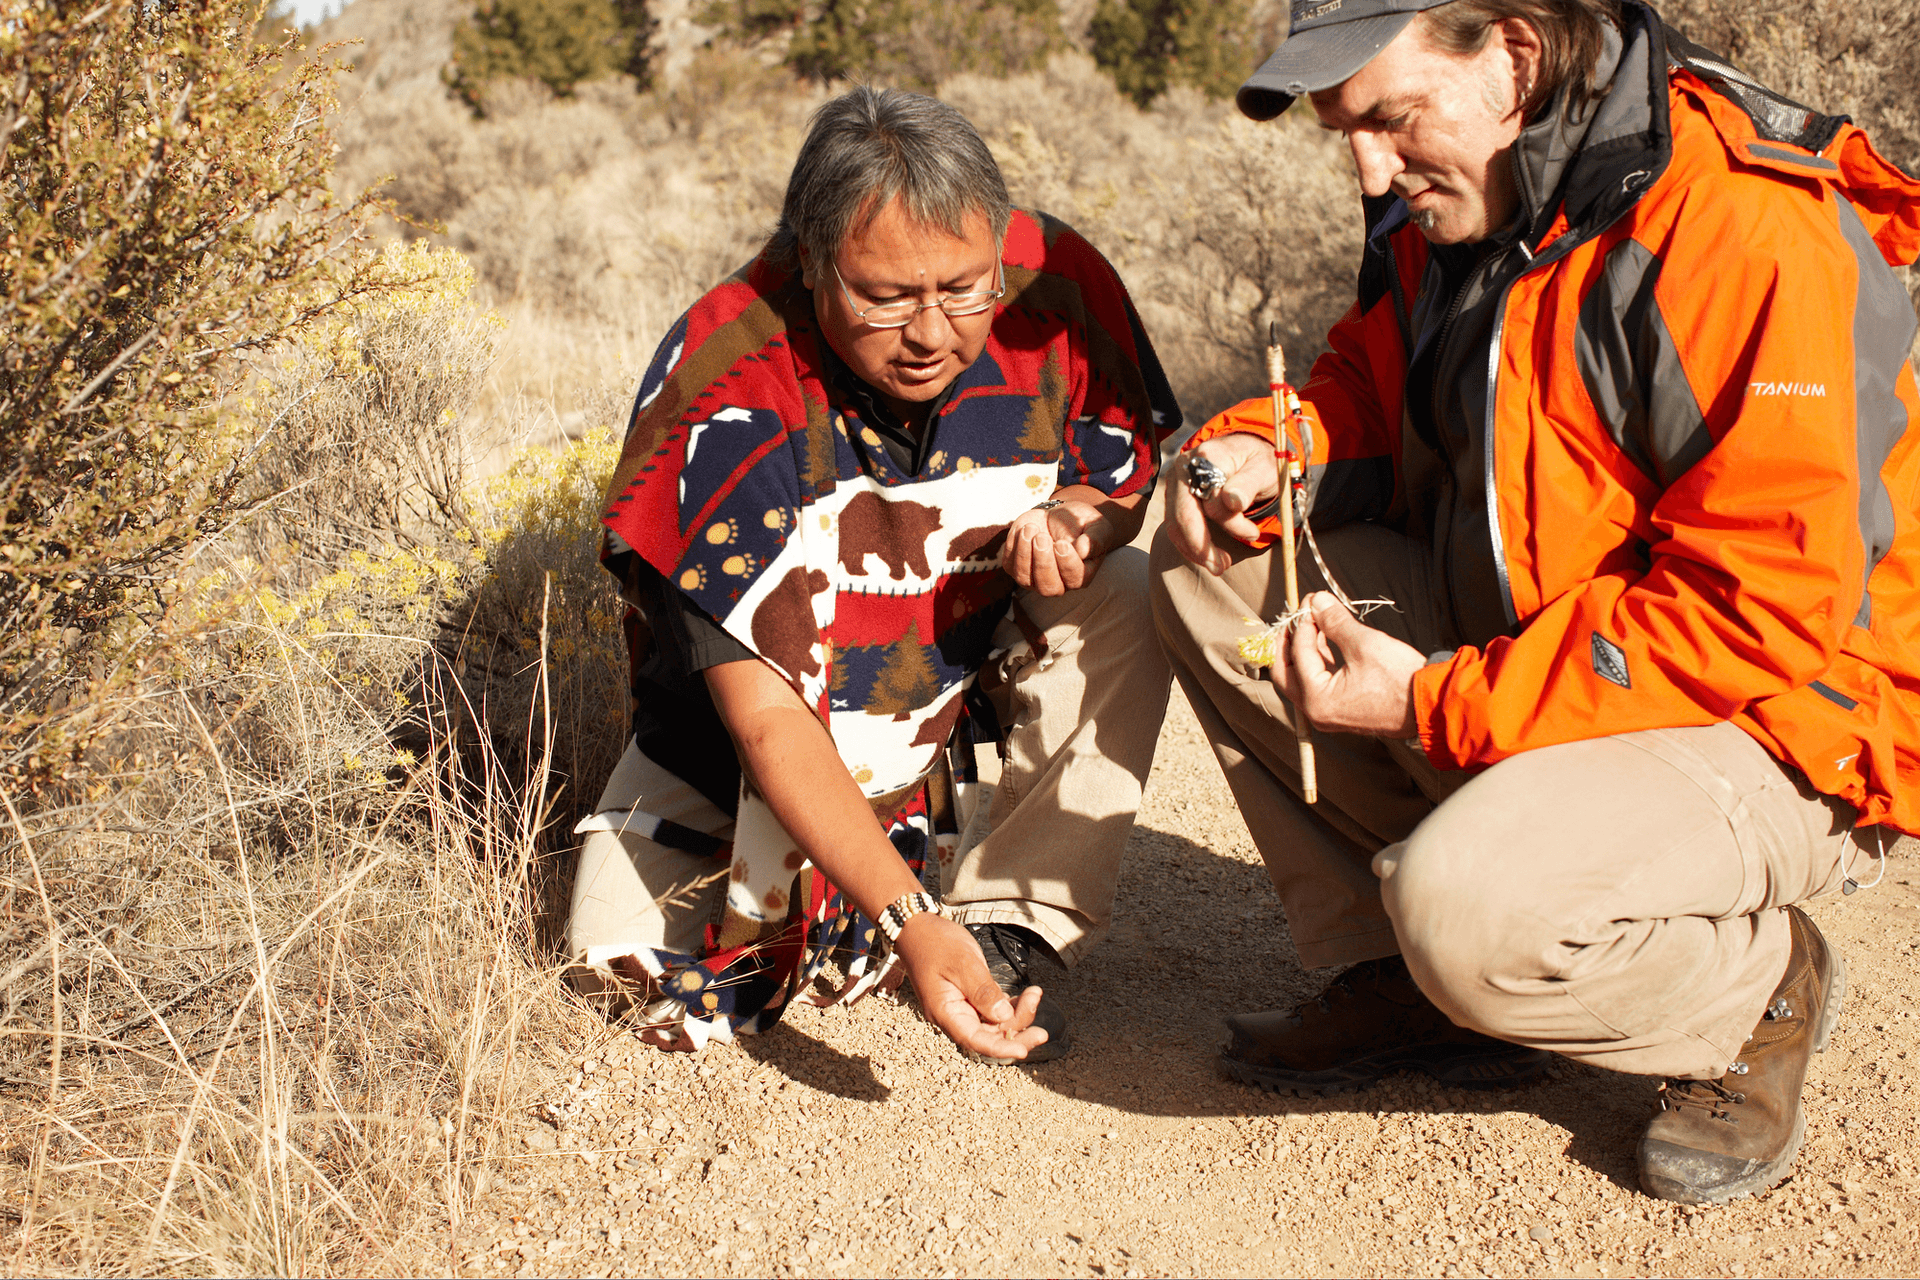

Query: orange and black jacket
[1193,3,1920,833]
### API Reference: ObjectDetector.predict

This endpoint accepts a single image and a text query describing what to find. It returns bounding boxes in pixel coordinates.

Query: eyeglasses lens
[861,293,998,327]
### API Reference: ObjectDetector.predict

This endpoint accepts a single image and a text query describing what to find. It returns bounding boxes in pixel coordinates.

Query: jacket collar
[1508,23,1619,233]
[1505,1,1672,256]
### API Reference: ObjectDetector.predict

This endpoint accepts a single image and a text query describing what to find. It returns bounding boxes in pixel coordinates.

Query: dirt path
[456,682,1920,1280]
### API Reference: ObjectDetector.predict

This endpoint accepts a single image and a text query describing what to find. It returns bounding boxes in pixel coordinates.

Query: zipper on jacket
[1475,232,1587,630]
[1481,286,1519,628]
[1411,228,1590,635]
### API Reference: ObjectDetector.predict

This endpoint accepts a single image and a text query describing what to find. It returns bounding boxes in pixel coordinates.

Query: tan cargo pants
[568,545,1171,975]
[1149,522,1885,1080]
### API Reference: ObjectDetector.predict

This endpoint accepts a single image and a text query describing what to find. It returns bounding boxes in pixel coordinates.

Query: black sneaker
[966,922,1071,1064]
[1220,954,1552,1096]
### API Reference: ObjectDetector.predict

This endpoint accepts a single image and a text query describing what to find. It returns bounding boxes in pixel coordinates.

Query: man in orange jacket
[1151,0,1920,1203]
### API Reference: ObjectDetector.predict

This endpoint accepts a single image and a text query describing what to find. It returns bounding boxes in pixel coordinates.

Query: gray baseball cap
[1237,0,1458,120]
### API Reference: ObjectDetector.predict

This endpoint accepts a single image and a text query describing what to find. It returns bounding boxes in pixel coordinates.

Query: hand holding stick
[1268,327,1318,804]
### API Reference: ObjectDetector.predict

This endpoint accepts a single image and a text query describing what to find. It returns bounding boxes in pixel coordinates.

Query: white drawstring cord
[1841,823,1887,895]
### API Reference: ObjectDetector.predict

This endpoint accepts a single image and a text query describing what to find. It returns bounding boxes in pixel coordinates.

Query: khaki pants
[568,746,733,971]
[569,545,1171,975]
[1149,523,1884,1080]
[941,545,1172,962]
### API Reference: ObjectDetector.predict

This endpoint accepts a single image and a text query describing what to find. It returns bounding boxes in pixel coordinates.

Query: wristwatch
[877,891,944,945]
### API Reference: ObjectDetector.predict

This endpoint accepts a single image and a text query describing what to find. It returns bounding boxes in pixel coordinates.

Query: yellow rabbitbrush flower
[343,546,467,599]
[188,540,482,680]
[1237,598,1398,668]
[478,427,621,548]
[211,426,618,679]
[295,242,488,376]
[210,428,609,665]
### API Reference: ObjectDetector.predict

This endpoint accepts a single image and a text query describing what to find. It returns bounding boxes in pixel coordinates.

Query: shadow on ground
[736,1018,893,1104]
[1000,821,1662,1192]
[711,816,1663,1190]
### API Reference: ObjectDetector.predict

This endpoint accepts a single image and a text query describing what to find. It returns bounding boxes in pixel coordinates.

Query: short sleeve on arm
[621,559,753,816]
[633,565,756,675]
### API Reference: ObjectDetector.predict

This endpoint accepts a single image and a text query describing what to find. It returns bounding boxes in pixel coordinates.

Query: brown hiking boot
[1219,955,1552,1097]
[1639,905,1847,1205]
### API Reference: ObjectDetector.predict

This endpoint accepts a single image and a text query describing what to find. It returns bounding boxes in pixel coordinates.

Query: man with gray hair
[571,85,1180,1063]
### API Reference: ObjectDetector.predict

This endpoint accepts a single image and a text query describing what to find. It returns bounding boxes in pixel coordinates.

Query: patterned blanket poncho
[597,209,1176,1044]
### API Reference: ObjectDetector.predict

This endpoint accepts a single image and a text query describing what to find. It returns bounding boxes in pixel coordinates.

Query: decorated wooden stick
[1269,326,1318,804]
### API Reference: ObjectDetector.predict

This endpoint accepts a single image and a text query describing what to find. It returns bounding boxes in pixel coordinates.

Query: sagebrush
[2,15,629,1273]
[0,0,390,790]
[0,240,630,1276]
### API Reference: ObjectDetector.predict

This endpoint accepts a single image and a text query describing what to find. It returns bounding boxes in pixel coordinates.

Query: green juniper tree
[1090,0,1260,105]
[447,0,658,113]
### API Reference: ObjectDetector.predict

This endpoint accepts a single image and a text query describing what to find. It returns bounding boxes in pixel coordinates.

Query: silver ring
[1186,455,1226,503]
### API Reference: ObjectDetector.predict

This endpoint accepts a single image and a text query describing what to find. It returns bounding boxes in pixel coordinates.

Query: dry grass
[313,0,1918,436]
[324,18,1356,429]
[941,57,1359,419]
[7,4,1918,1274]
[339,57,814,436]
[428,6,1920,442]
[0,592,582,1275]
[0,247,628,1277]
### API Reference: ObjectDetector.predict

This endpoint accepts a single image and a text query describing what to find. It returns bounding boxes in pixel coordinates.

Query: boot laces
[971,923,1034,987]
[1297,957,1403,1019]
[1306,975,1357,1017]
[1659,1076,1746,1123]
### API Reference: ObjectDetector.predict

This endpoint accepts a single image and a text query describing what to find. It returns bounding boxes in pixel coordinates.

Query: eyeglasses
[828,256,1004,328]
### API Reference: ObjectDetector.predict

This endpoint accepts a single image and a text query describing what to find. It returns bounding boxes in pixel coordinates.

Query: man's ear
[798,246,817,289]
[1497,16,1546,113]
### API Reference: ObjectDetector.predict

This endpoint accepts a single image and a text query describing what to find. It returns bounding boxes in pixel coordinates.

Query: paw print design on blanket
[594,209,1177,1039]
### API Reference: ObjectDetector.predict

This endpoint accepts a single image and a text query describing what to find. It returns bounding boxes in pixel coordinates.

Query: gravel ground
[452,684,1920,1279]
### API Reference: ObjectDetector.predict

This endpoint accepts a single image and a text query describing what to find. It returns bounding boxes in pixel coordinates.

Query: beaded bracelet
[877,891,944,945]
